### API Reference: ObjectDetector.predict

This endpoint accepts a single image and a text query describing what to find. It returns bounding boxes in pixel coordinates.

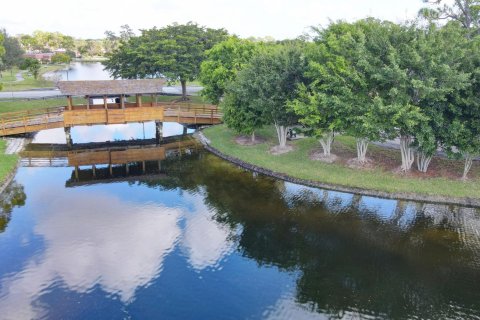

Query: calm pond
[1,123,480,319]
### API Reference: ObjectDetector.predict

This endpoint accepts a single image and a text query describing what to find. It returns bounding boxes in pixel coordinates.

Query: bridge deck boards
[0,104,221,136]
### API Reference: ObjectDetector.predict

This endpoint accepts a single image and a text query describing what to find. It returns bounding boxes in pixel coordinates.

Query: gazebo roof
[57,79,166,96]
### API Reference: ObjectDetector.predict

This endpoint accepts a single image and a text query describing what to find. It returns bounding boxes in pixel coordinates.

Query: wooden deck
[0,102,222,136]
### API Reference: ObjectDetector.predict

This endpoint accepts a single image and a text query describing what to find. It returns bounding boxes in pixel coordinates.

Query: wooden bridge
[0,102,221,137]
[0,79,222,137]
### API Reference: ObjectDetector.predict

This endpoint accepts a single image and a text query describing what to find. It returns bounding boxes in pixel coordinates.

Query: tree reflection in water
[140,150,480,319]
[0,182,26,233]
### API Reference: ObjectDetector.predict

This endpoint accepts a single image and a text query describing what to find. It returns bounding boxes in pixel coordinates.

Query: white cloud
[2,0,425,39]
[0,182,234,319]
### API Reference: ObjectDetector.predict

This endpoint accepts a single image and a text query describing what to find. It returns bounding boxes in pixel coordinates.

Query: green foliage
[51,52,71,64]
[19,30,75,51]
[0,30,24,70]
[104,22,228,100]
[20,57,41,79]
[199,37,259,104]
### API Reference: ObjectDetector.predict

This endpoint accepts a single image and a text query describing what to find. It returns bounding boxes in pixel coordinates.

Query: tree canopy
[199,37,259,104]
[103,22,228,100]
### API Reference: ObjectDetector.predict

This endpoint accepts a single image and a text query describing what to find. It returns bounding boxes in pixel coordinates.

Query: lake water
[45,61,112,81]
[1,123,480,319]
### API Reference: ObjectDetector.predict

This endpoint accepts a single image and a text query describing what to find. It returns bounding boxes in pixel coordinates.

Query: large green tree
[104,22,228,100]
[291,21,385,161]
[199,37,258,104]
[226,45,307,149]
[0,30,24,72]
[20,57,40,80]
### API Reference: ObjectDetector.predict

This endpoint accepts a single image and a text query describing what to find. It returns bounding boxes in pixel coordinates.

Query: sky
[1,0,428,39]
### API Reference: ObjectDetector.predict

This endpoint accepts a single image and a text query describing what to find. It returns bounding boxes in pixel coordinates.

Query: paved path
[0,86,203,100]
[15,72,24,82]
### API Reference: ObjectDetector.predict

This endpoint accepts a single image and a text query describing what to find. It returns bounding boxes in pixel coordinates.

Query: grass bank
[0,65,67,91]
[203,125,480,200]
[0,95,207,114]
[0,140,18,185]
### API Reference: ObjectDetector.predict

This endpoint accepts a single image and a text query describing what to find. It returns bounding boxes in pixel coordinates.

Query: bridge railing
[0,103,222,136]
[0,107,65,134]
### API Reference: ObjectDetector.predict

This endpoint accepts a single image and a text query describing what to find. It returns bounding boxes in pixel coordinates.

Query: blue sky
[2,0,429,39]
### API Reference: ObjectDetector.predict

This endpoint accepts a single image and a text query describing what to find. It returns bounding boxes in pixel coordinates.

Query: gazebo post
[136,94,142,107]
[86,95,90,110]
[67,95,72,111]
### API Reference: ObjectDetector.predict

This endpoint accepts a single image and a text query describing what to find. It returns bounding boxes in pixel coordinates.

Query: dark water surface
[1,125,480,319]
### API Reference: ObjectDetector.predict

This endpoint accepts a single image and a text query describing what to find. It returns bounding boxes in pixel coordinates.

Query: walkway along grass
[202,125,480,206]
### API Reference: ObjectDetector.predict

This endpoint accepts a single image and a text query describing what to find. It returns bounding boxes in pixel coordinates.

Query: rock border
[195,131,480,208]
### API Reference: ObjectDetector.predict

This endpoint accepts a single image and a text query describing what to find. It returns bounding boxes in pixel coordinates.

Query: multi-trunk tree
[222,45,307,148]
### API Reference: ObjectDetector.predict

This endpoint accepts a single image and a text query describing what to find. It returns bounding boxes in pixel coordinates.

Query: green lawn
[0,140,18,184]
[0,64,67,91]
[203,125,480,199]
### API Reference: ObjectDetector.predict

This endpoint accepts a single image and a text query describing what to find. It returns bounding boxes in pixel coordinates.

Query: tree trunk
[319,131,334,156]
[355,138,369,163]
[180,79,187,101]
[399,135,415,172]
[274,123,288,148]
[462,153,474,180]
[416,150,433,173]
[251,131,256,143]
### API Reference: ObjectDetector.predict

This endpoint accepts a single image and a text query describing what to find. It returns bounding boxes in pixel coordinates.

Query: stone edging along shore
[195,131,480,208]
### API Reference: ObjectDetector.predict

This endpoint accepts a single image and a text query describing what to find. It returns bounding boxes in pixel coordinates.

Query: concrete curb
[195,131,480,208]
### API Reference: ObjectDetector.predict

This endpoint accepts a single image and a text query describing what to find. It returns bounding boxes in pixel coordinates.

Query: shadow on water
[138,150,480,319]
[1,130,480,319]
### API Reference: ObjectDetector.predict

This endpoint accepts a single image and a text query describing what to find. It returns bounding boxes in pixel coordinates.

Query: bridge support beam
[155,121,163,144]
[65,127,73,147]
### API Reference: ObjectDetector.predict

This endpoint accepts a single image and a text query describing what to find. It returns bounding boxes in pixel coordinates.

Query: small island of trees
[96,1,480,185]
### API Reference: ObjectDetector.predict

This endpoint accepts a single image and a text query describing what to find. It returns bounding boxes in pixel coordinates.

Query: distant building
[24,52,54,63]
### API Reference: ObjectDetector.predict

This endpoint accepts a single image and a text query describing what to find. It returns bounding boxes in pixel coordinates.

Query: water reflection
[1,138,480,319]
[0,182,26,233]
[33,122,192,144]
[139,152,480,319]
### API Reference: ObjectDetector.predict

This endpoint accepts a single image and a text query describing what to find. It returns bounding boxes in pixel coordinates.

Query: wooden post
[92,165,96,178]
[86,95,90,110]
[125,163,129,175]
[136,94,142,107]
[103,95,108,109]
[152,94,157,107]
[142,161,146,173]
[74,166,79,180]
[67,95,72,111]
[120,94,125,109]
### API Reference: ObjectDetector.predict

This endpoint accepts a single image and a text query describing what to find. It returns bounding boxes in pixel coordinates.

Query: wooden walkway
[0,102,222,136]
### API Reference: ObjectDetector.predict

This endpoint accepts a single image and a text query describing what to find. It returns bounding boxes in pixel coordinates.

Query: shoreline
[195,131,480,208]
